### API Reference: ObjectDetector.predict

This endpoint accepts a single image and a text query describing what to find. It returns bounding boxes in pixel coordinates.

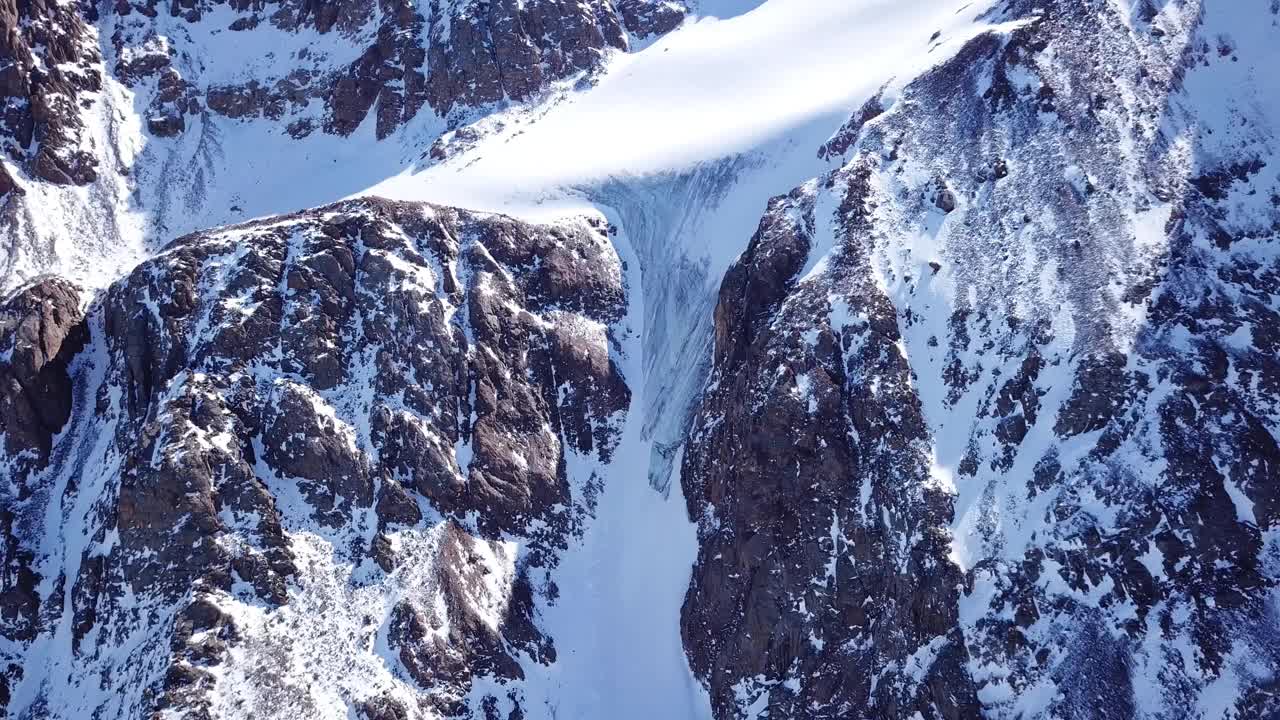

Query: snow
[370,0,1010,211]
[507,209,712,720]
[731,676,774,720]
[0,66,149,291]
[1222,476,1258,527]
[1138,540,1165,580]
[5,0,1020,370]
[6,316,165,719]
[207,530,435,720]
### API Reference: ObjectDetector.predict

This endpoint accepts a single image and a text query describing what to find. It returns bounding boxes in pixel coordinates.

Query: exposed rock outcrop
[0,277,86,709]
[0,277,86,463]
[682,180,978,720]
[0,197,631,718]
[0,0,103,190]
[107,0,690,142]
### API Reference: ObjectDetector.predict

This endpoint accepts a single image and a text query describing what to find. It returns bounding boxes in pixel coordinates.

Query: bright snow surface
[508,222,712,719]
[370,0,1006,210]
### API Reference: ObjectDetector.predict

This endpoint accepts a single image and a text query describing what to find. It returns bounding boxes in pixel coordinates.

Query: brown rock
[0,277,86,462]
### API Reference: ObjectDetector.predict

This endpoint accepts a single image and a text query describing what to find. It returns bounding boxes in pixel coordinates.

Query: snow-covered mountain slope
[1,197,669,719]
[0,0,692,291]
[677,1,1280,718]
[2,0,1279,718]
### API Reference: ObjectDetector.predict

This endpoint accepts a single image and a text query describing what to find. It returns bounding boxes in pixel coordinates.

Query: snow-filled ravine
[502,218,713,720]
[364,0,1023,514]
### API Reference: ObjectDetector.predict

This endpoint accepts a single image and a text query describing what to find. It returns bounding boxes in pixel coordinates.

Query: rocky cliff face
[108,0,685,141]
[680,1,1280,718]
[0,0,103,191]
[0,197,632,718]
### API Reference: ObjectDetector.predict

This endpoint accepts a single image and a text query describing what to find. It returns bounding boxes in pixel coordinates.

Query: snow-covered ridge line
[370,0,1022,207]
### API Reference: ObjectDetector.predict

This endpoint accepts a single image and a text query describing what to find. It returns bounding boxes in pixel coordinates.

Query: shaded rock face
[0,197,629,718]
[107,0,689,141]
[681,0,1280,718]
[682,180,978,720]
[616,0,686,39]
[0,0,103,190]
[0,277,87,463]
